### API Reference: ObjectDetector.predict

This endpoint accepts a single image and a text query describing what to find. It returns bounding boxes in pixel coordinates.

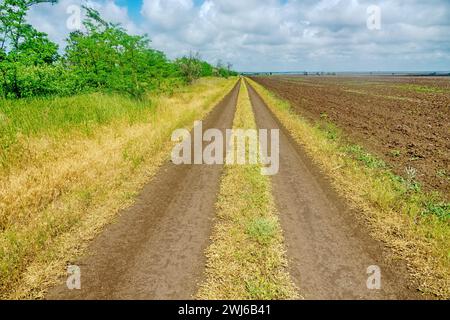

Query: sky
[26,0,450,72]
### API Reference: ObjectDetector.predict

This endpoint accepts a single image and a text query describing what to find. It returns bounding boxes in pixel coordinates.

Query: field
[2,76,449,300]
[34,77,447,301]
[251,76,450,199]
[4,0,450,307]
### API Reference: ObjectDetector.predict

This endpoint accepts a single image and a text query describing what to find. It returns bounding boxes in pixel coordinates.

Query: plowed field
[251,76,450,198]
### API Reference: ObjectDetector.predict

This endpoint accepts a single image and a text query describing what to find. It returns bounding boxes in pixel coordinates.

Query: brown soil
[251,76,450,199]
[246,81,425,300]
[46,82,240,300]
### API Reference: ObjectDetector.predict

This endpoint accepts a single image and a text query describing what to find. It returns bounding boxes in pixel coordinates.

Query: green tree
[175,52,203,84]
[0,2,235,99]
[65,6,177,97]
[0,0,59,98]
[199,60,213,77]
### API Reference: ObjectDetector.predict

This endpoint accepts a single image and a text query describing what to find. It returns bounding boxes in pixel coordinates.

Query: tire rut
[46,81,240,300]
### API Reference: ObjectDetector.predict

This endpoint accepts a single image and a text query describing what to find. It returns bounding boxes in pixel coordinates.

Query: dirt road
[47,82,240,300]
[47,79,423,300]
[246,81,422,300]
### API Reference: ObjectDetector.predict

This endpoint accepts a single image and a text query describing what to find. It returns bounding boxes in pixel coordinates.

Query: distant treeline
[0,0,238,99]
[245,71,450,77]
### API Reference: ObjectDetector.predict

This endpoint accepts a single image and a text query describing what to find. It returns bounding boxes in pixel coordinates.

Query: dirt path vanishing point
[246,81,424,300]
[47,81,240,300]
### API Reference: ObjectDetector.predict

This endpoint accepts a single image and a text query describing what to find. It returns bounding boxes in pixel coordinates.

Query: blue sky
[115,0,142,21]
[27,0,450,72]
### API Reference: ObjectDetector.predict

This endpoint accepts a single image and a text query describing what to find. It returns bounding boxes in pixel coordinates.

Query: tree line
[0,0,238,99]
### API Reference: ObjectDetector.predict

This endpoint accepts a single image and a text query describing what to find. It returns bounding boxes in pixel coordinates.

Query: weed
[404,166,422,192]
[197,81,298,300]
[422,202,450,220]
[247,217,278,245]
[396,84,447,94]
[390,150,401,157]
[317,121,340,141]
[436,170,449,180]
[342,144,385,169]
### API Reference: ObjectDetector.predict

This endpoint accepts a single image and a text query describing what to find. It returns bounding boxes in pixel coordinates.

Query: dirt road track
[246,81,423,300]
[46,79,425,300]
[47,81,240,300]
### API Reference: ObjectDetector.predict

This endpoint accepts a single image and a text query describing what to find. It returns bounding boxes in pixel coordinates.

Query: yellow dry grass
[0,77,237,299]
[247,78,450,299]
[196,80,299,300]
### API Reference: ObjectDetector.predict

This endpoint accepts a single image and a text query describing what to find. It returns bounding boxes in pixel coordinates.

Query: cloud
[26,0,450,71]
[27,0,140,49]
[141,0,194,30]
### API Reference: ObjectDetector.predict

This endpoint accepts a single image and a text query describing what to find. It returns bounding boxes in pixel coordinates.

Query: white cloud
[141,0,194,30]
[25,0,450,71]
[27,0,140,49]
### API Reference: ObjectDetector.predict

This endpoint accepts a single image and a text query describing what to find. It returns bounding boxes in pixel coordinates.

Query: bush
[0,2,237,99]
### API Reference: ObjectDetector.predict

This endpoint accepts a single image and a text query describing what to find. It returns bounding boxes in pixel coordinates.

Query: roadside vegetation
[0,77,237,299]
[197,81,299,300]
[0,1,237,100]
[0,0,239,173]
[247,78,450,299]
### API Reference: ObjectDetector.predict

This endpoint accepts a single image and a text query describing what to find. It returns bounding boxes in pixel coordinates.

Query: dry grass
[196,81,299,300]
[247,78,450,299]
[0,77,237,299]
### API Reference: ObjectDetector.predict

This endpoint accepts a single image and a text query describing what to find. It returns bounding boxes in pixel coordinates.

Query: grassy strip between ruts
[0,77,237,299]
[246,78,450,299]
[197,80,299,300]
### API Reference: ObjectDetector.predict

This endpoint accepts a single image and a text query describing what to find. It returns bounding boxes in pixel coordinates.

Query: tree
[0,2,235,99]
[64,6,177,97]
[214,59,233,78]
[199,60,213,77]
[0,0,59,97]
[227,62,233,72]
[175,52,203,84]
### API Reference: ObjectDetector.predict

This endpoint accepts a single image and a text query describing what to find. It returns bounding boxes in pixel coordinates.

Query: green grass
[342,145,386,169]
[340,144,449,216]
[0,93,156,172]
[246,216,278,245]
[0,93,153,137]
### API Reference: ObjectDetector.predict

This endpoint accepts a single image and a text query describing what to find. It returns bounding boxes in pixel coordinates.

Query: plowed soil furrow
[246,81,423,300]
[46,82,240,300]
